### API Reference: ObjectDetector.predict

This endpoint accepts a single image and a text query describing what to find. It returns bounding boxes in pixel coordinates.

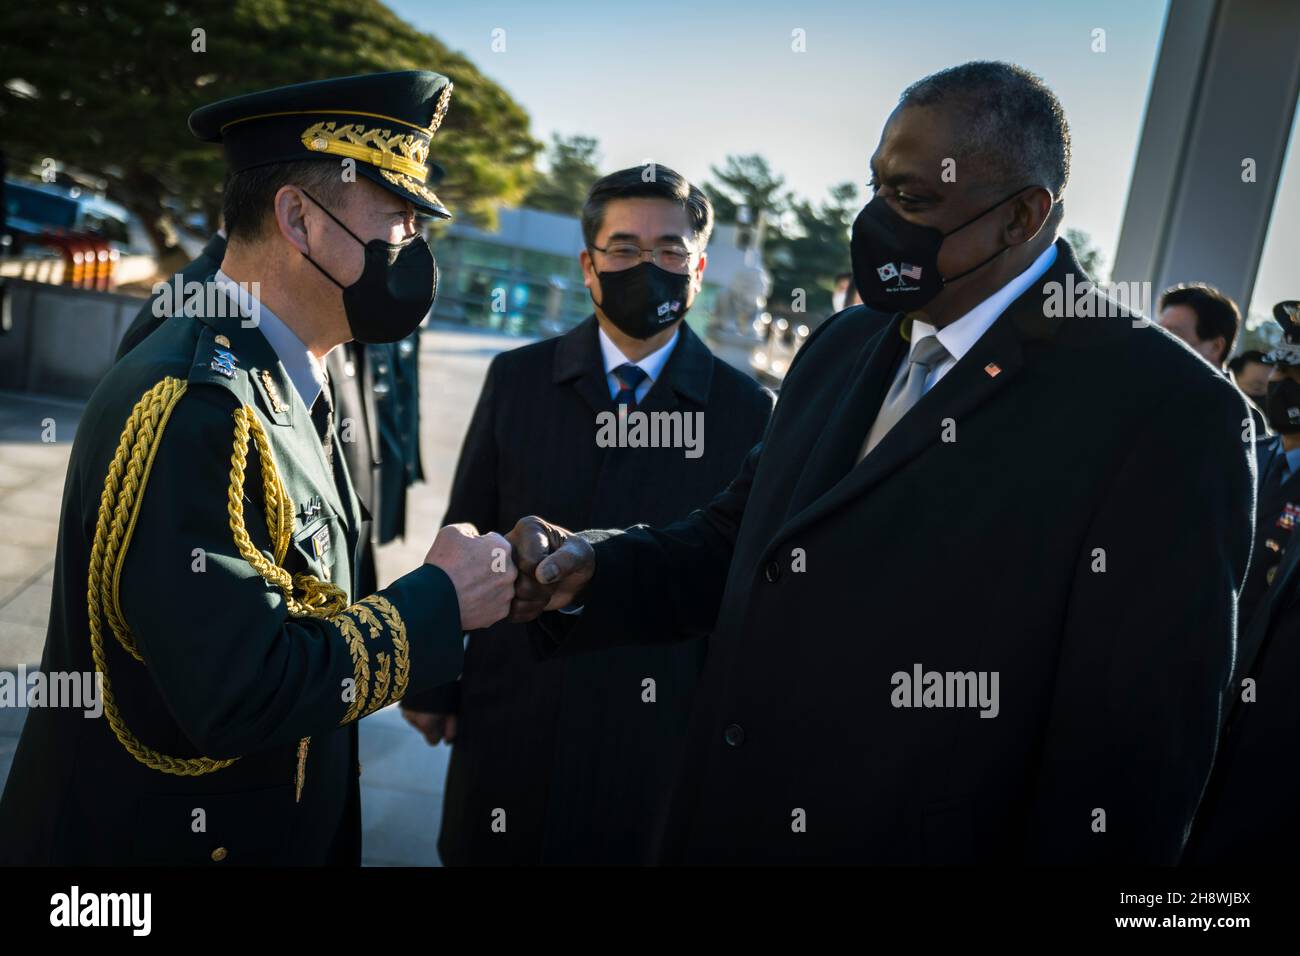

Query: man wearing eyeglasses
[401,165,773,864]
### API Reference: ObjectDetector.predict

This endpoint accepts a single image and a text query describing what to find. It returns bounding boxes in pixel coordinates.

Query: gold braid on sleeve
[88,382,410,779]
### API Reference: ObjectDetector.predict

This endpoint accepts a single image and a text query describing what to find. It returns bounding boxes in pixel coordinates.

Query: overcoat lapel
[773,237,1074,547]
[780,312,905,521]
[553,317,613,414]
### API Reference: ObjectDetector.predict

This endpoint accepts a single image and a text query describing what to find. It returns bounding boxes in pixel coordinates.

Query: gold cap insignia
[215,334,231,347]
[429,82,453,136]
[378,168,444,208]
[300,121,430,180]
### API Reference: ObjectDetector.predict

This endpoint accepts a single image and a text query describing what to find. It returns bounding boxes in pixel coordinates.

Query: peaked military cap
[189,70,453,219]
[1263,300,1300,368]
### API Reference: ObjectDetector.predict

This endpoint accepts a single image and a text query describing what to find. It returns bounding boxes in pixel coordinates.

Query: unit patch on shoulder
[210,347,238,379]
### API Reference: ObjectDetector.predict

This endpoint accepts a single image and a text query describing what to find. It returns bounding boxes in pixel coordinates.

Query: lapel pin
[984,363,1002,377]
[261,370,289,413]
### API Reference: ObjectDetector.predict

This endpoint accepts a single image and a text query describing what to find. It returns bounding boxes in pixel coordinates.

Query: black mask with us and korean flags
[850,185,1039,314]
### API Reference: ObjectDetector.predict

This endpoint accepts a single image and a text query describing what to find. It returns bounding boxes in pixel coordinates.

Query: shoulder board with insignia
[187,324,255,405]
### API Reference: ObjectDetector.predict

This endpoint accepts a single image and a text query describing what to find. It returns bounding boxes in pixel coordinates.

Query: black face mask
[300,189,438,344]
[1266,377,1300,434]
[592,261,691,339]
[850,186,1035,314]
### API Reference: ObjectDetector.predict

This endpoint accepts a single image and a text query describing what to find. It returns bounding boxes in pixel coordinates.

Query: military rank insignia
[210,347,238,379]
[261,370,289,413]
[1276,503,1300,531]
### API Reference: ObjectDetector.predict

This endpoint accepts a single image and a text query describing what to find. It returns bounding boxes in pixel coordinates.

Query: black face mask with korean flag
[592,262,691,340]
[1266,377,1300,434]
[850,186,1035,314]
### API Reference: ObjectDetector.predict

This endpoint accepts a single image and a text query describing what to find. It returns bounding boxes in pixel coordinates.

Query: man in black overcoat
[506,62,1254,865]
[402,166,772,864]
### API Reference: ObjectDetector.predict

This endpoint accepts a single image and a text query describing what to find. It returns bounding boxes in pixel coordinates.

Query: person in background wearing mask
[1237,301,1300,626]
[1189,299,1300,865]
[1228,349,1271,410]
[400,166,772,864]
[502,61,1251,864]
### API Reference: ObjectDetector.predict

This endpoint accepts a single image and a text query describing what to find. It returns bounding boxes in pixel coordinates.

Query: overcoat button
[764,561,780,583]
[211,847,228,862]
[724,723,745,747]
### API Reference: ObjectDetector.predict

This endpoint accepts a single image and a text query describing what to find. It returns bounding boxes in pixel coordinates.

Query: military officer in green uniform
[0,71,515,864]
[116,214,438,579]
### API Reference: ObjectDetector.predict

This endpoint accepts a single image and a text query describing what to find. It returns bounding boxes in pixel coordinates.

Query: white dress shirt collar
[909,241,1059,365]
[597,324,679,399]
[213,269,328,408]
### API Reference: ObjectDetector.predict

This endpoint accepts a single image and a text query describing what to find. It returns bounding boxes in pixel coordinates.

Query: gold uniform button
[215,334,231,348]
[211,847,228,862]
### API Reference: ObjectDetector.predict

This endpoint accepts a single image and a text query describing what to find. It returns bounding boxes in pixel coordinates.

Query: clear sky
[391,0,1296,322]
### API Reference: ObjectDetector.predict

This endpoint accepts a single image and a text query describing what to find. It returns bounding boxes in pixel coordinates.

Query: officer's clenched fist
[424,523,517,631]
[505,515,595,622]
